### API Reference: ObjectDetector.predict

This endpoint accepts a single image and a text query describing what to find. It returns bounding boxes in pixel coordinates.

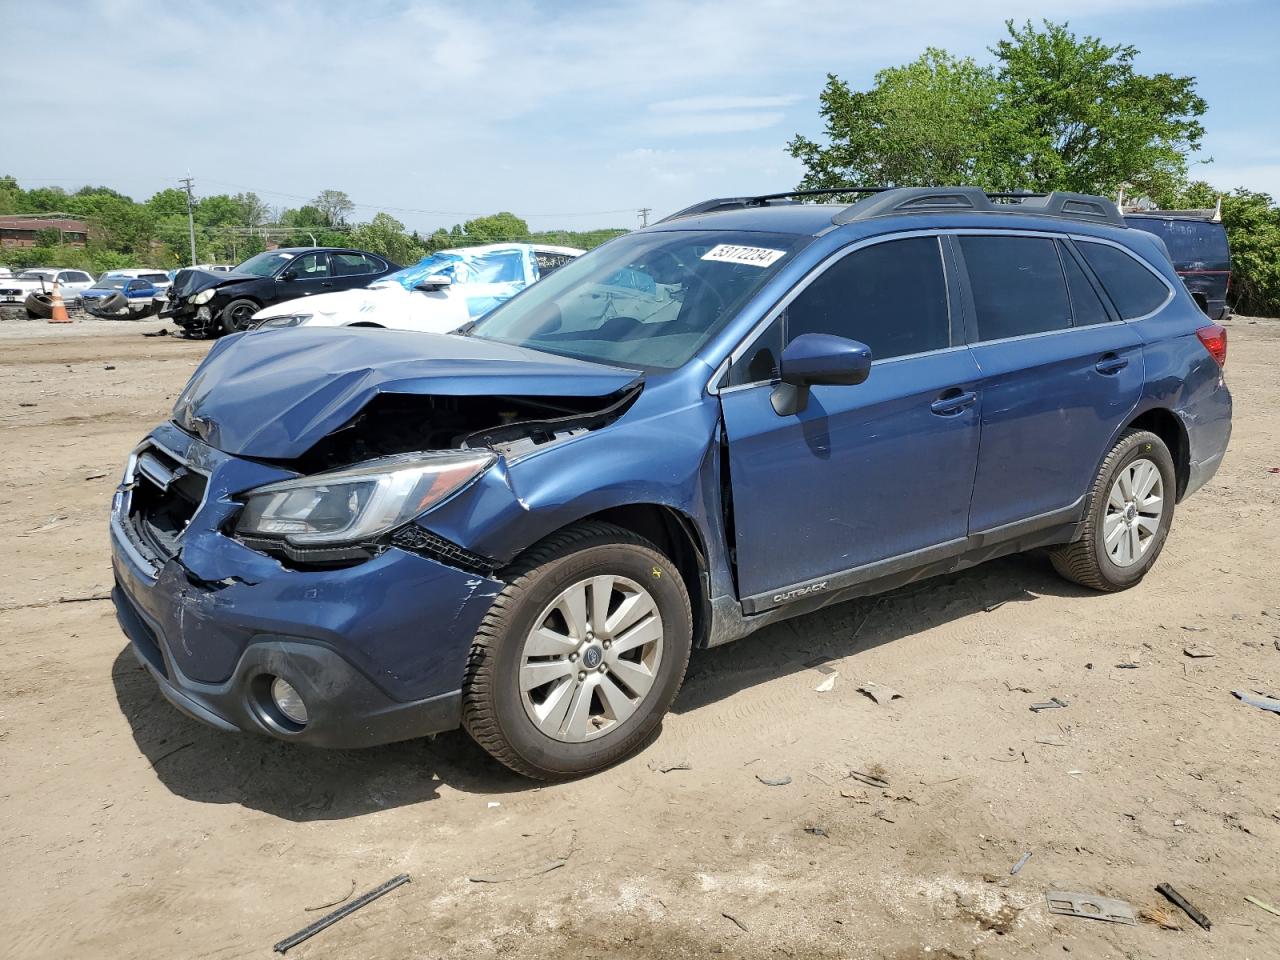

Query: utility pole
[637,207,651,228]
[180,174,197,266]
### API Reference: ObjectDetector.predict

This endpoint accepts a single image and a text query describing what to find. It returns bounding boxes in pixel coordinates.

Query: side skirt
[705,513,1082,648]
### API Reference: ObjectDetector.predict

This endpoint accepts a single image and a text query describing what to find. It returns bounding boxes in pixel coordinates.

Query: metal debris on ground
[84,473,107,481]
[1182,625,1209,632]
[847,770,890,789]
[1030,697,1069,712]
[1231,689,1280,715]
[1010,851,1032,875]
[1183,645,1216,658]
[141,328,169,337]
[804,824,829,837]
[1115,663,1139,669]
[1045,890,1137,925]
[1155,883,1211,930]
[721,911,748,932]
[1245,895,1280,918]
[304,879,356,912]
[273,874,411,954]
[648,759,692,773]
[856,681,902,704]
[755,774,792,786]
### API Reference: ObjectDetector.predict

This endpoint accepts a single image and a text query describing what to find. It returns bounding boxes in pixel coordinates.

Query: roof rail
[657,187,887,223]
[831,187,1125,227]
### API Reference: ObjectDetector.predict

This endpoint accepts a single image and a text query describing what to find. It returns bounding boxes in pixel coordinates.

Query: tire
[463,521,692,780]
[1051,429,1176,592]
[25,292,53,319]
[218,298,261,335]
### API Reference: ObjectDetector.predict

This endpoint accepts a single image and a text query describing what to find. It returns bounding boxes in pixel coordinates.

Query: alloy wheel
[1103,457,1164,568]
[518,575,664,742]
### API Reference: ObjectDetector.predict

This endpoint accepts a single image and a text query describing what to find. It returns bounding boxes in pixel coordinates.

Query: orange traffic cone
[48,280,71,323]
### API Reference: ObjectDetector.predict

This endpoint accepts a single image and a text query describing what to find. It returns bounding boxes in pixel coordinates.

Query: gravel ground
[1,316,1278,959]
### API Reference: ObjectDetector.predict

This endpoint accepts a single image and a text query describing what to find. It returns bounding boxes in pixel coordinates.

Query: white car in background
[250,243,583,333]
[0,267,96,304]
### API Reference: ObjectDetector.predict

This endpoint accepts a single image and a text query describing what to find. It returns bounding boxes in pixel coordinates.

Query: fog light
[270,677,308,725]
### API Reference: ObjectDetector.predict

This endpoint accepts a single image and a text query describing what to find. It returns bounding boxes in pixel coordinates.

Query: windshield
[233,251,297,277]
[19,270,55,280]
[377,247,531,291]
[1126,218,1229,270]
[467,230,807,370]
[95,276,130,289]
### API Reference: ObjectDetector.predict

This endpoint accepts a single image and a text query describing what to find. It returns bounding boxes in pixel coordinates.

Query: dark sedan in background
[162,247,399,337]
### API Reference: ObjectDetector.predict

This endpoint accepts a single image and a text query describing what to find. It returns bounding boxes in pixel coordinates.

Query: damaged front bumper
[109,422,503,748]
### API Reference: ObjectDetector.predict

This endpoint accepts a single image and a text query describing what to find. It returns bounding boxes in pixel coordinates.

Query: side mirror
[771,333,872,416]
[278,269,296,281]
[414,275,452,291]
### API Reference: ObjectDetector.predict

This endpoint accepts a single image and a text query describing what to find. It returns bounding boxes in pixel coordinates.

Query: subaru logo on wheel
[582,646,603,669]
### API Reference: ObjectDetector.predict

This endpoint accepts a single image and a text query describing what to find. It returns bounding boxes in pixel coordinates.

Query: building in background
[0,215,89,248]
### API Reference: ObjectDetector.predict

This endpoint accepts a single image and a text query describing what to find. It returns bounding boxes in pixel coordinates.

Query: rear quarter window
[1077,242,1172,319]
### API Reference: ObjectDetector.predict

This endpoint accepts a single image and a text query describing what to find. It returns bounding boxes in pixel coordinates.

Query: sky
[2,0,1276,233]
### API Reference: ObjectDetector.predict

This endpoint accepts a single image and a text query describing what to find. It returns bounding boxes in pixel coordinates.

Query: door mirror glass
[772,333,872,416]
[278,268,296,281]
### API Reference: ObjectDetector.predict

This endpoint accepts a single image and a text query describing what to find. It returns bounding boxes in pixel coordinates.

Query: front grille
[128,445,207,561]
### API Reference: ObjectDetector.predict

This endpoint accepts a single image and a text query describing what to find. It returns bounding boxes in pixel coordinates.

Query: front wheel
[1051,429,1176,591]
[463,522,692,780]
[218,298,260,335]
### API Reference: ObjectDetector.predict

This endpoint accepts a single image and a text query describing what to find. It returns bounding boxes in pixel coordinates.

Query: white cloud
[649,95,804,113]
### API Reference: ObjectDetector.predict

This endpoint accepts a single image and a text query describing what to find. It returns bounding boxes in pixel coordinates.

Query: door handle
[930,389,977,416]
[1095,354,1128,375]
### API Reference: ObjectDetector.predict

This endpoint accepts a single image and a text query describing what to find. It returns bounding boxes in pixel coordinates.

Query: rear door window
[1059,242,1112,327]
[959,236,1071,341]
[1076,242,1172,319]
[782,236,950,362]
[330,253,378,277]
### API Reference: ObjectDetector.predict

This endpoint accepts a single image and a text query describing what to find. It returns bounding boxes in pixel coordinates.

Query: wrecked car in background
[251,243,583,333]
[1124,211,1231,321]
[110,187,1230,781]
[162,247,398,337]
[80,273,167,318]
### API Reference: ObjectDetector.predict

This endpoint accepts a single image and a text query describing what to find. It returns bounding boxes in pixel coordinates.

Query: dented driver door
[717,234,982,613]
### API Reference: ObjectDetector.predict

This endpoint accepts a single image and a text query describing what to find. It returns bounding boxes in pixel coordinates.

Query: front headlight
[191,288,216,305]
[255,313,311,329]
[234,451,495,546]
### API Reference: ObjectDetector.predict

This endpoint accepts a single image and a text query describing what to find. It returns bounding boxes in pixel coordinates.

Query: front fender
[418,389,723,568]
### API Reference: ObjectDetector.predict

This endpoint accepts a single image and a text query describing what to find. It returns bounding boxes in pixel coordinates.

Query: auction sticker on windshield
[700,244,787,268]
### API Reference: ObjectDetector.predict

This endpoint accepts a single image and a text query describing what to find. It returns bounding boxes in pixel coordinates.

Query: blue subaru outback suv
[111,187,1232,779]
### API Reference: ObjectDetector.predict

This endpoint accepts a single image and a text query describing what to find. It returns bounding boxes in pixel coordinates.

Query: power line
[637,207,652,227]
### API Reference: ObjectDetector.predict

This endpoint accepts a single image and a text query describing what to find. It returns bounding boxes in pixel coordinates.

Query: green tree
[312,189,355,226]
[790,21,1207,197]
[789,51,1021,193]
[147,188,189,218]
[993,20,1206,197]
[461,211,529,242]
[348,212,425,264]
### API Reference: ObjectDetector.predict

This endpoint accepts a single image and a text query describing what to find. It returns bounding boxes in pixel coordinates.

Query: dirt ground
[2,313,1277,960]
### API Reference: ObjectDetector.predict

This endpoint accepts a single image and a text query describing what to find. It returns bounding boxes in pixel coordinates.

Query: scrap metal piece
[1030,697,1069,712]
[1045,890,1137,925]
[1232,690,1280,715]
[1155,883,1211,931]
[273,874,411,954]
[847,770,890,788]
[1010,851,1032,875]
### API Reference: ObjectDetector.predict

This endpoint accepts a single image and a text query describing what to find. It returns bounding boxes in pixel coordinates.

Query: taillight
[1196,324,1227,366]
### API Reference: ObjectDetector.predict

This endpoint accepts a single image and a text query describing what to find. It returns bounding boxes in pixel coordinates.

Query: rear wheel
[1051,429,1175,591]
[463,521,692,780]
[218,298,260,335]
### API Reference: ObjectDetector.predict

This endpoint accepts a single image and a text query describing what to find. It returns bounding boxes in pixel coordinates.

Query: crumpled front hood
[170,268,250,299]
[173,327,643,459]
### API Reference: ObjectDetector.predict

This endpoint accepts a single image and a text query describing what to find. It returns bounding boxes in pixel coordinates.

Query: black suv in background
[163,247,399,337]
[1124,213,1230,320]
